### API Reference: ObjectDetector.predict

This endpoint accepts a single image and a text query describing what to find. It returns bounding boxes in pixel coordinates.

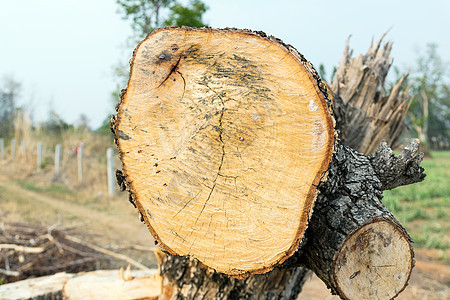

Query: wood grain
[114,27,335,277]
[334,220,413,300]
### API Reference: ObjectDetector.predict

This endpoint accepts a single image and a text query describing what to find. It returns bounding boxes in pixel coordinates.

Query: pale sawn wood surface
[63,270,160,300]
[115,27,335,277]
[334,220,413,300]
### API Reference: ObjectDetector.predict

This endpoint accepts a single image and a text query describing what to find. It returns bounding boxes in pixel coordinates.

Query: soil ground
[0,172,448,299]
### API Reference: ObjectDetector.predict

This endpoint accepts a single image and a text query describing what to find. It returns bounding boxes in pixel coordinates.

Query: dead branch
[0,244,45,254]
[64,235,151,271]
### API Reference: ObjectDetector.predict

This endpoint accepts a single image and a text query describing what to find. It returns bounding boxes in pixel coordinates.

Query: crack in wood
[195,83,226,225]
[158,56,182,88]
[172,190,202,220]
[349,270,360,279]
[177,70,186,101]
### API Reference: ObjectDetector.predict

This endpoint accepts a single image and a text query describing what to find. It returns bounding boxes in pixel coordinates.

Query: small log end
[333,219,414,300]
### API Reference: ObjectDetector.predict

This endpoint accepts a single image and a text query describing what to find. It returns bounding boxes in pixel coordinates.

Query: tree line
[1,0,449,151]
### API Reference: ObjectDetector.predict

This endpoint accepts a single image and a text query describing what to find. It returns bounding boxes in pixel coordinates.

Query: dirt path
[0,173,157,267]
[0,173,448,299]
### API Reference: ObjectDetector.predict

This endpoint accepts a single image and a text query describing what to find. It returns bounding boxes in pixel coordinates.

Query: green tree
[407,44,450,150]
[41,110,73,135]
[0,76,21,139]
[116,0,208,40]
[318,63,327,82]
[163,0,208,28]
[116,0,174,39]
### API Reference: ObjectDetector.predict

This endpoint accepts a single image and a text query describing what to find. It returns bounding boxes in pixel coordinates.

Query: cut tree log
[112,27,425,299]
[113,27,335,278]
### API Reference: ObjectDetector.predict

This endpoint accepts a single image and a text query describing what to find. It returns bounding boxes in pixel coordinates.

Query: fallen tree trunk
[0,272,73,300]
[112,27,425,299]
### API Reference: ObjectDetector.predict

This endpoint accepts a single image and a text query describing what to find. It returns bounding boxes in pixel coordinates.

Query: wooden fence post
[21,139,26,156]
[11,138,16,159]
[107,147,115,195]
[37,142,43,170]
[55,144,62,176]
[0,138,4,160]
[77,144,83,182]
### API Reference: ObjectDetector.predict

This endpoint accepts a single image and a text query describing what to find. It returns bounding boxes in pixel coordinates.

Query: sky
[1,0,449,129]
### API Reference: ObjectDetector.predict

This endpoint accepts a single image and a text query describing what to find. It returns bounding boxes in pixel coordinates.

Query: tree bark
[292,141,423,299]
[112,27,425,299]
[157,250,309,300]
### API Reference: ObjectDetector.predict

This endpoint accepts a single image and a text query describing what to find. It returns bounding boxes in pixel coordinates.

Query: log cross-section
[113,27,335,277]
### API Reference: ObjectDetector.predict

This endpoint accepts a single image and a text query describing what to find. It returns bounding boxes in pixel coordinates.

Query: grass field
[382,151,450,258]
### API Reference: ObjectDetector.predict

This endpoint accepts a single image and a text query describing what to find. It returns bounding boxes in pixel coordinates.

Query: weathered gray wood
[0,138,4,160]
[21,139,26,156]
[37,142,43,170]
[54,144,62,176]
[331,35,412,154]
[77,145,83,182]
[10,138,16,159]
[107,147,115,195]
[368,139,425,190]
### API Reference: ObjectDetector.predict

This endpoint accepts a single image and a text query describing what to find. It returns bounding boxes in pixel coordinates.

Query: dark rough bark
[27,292,63,300]
[288,140,423,298]
[368,139,425,190]
[158,251,309,300]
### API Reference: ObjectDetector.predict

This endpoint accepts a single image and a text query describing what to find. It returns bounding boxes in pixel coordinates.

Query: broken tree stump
[112,27,425,299]
[330,35,413,155]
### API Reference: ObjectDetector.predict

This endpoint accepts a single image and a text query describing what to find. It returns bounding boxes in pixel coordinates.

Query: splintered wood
[331,35,412,154]
[114,28,335,277]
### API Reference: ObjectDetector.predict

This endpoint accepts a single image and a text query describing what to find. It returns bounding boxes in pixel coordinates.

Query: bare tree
[0,76,21,139]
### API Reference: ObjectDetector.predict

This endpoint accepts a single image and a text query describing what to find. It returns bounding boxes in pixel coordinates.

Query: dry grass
[2,122,119,199]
